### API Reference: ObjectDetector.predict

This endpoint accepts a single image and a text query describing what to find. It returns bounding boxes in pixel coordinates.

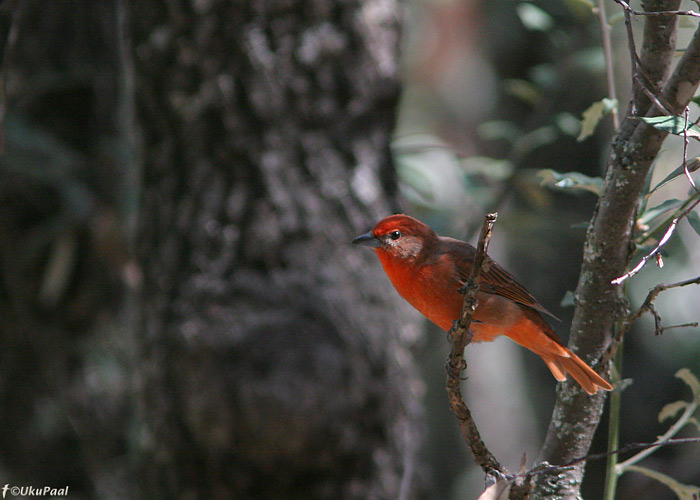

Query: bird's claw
[445,358,468,380]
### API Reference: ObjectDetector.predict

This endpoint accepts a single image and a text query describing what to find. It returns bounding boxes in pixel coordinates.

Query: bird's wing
[440,237,560,320]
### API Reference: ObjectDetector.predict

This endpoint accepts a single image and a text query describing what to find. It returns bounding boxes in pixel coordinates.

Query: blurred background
[0,0,698,499]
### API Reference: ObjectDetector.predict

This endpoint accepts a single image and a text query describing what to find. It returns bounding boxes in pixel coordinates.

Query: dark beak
[352,231,382,248]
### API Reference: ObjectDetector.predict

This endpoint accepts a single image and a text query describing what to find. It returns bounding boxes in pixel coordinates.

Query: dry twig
[623,276,700,337]
[530,436,700,478]
[445,212,506,482]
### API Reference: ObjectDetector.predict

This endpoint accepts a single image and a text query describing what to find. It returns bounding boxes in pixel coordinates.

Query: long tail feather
[563,350,613,394]
[502,311,613,394]
[542,355,567,382]
[542,349,612,394]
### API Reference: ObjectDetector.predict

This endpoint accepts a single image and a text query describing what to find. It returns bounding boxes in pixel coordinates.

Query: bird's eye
[389,230,402,240]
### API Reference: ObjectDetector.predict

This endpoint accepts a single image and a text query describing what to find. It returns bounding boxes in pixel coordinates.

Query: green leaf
[658,400,688,423]
[687,210,700,237]
[538,169,603,196]
[578,98,618,141]
[648,157,700,196]
[607,11,625,25]
[688,416,700,433]
[615,377,634,393]
[513,126,559,157]
[679,16,699,29]
[529,63,557,89]
[397,161,435,201]
[572,47,606,73]
[461,156,514,181]
[477,120,522,143]
[563,0,595,13]
[639,115,700,138]
[560,290,576,308]
[503,79,541,106]
[555,112,581,137]
[637,199,685,227]
[516,3,554,31]
[676,368,700,399]
[642,159,656,200]
[625,465,700,500]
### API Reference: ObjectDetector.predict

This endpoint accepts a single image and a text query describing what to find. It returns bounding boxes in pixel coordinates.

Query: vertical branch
[596,0,619,129]
[535,1,700,499]
[636,0,682,114]
[602,317,625,500]
[445,213,505,479]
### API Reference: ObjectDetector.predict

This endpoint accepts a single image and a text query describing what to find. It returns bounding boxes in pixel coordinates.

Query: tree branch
[596,0,619,129]
[445,213,505,482]
[612,194,700,284]
[617,406,700,473]
[622,276,700,336]
[531,436,700,477]
[614,113,700,284]
[535,2,700,498]
[662,23,700,111]
[614,0,682,117]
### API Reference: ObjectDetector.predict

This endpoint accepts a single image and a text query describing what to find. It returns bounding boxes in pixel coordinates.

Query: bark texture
[0,1,131,496]
[129,1,422,499]
[535,2,700,498]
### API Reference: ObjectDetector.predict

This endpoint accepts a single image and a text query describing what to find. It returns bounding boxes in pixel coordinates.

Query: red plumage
[354,214,612,394]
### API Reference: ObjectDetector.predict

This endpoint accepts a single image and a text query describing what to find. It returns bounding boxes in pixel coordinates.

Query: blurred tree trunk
[0,0,132,496]
[129,1,422,499]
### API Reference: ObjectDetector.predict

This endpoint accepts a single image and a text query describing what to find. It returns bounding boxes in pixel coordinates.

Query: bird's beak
[352,231,382,248]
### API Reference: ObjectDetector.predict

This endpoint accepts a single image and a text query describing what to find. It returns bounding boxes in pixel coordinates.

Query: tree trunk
[535,2,700,498]
[129,1,422,499]
[0,1,131,496]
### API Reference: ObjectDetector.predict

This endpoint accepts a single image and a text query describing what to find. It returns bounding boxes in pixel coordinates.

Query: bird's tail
[541,349,613,395]
[503,309,613,394]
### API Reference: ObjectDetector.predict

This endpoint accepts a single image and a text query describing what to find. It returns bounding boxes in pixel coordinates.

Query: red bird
[353,214,612,394]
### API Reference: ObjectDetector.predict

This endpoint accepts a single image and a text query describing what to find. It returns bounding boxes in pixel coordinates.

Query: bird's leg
[449,319,474,343]
[457,277,477,296]
[444,357,468,380]
[445,324,474,344]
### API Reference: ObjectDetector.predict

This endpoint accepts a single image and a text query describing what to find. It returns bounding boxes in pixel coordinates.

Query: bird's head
[352,214,438,261]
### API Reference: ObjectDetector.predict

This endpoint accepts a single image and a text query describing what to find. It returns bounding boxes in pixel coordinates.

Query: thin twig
[596,0,619,129]
[611,221,675,284]
[635,72,675,115]
[626,9,700,17]
[614,0,680,116]
[631,276,700,323]
[617,397,700,472]
[614,0,700,17]
[445,212,505,480]
[617,1,642,116]
[612,194,700,285]
[661,321,700,332]
[611,107,700,285]
[683,108,700,195]
[529,436,700,478]
[613,0,634,14]
[619,276,700,340]
[684,159,700,193]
